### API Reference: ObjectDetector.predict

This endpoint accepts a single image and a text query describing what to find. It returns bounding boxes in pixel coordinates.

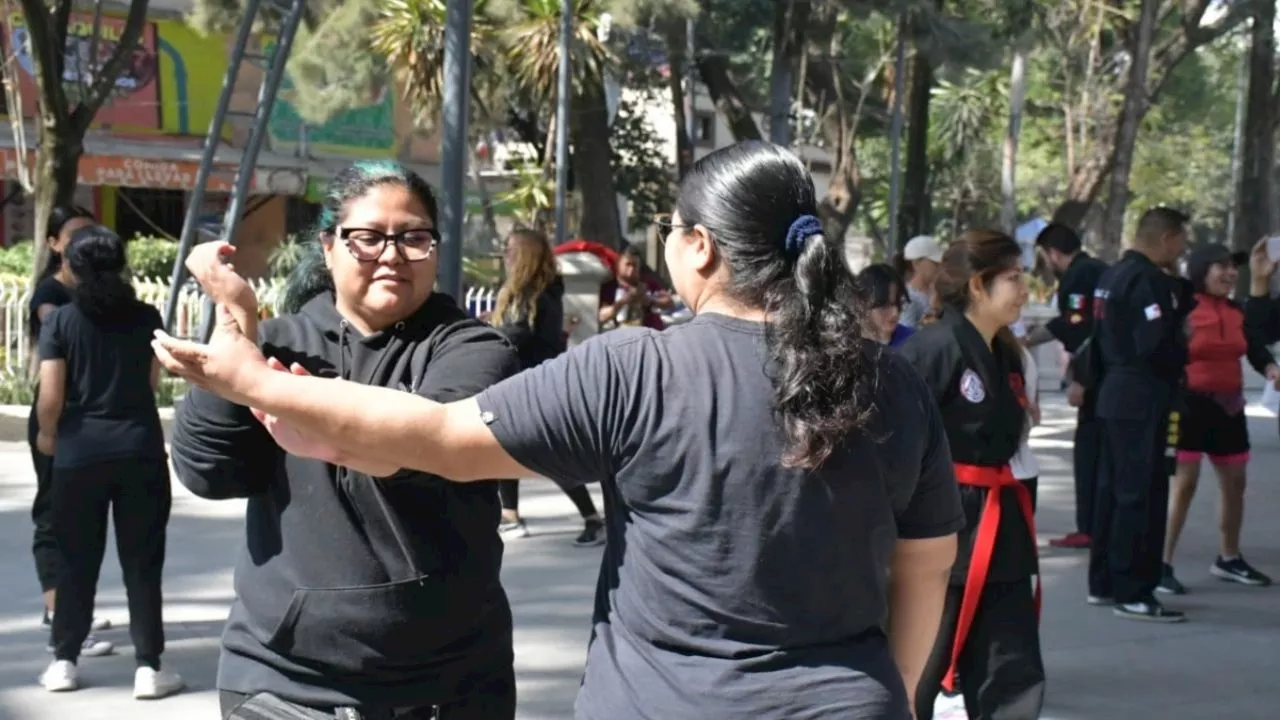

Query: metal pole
[886,14,907,257]
[199,0,306,341]
[163,0,261,332]
[437,0,474,300]
[553,0,573,246]
[1225,41,1248,244]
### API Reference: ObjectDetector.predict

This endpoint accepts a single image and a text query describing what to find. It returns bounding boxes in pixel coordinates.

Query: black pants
[1090,415,1171,603]
[218,668,517,720]
[497,480,598,519]
[1072,404,1102,536]
[51,457,171,665]
[916,581,1045,720]
[28,409,61,592]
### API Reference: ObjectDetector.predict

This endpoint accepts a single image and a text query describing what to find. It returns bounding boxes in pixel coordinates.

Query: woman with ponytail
[158,141,964,719]
[168,160,521,720]
[35,226,182,698]
[25,205,114,657]
[899,230,1045,720]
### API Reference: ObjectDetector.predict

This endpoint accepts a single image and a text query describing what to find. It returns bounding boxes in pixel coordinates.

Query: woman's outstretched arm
[156,304,528,482]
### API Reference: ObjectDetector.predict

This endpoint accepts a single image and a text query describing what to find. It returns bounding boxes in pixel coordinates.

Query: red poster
[3,12,159,130]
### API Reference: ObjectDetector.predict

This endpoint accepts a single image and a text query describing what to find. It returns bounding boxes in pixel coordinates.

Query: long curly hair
[676,141,878,469]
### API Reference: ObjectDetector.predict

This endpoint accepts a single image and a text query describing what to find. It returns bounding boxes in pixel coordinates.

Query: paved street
[0,394,1278,719]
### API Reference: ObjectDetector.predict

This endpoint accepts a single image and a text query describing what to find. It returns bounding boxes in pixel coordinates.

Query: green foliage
[498,166,556,229]
[126,236,180,280]
[0,373,35,405]
[268,235,307,278]
[286,0,389,125]
[0,241,35,276]
[610,92,677,232]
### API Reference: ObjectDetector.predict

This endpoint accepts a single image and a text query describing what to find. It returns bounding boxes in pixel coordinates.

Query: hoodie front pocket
[265,575,494,680]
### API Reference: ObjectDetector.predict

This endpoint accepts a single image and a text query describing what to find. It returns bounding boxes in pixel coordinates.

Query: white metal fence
[0,276,287,376]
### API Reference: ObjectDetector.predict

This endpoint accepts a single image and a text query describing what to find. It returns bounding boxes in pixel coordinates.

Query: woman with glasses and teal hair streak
[168,160,522,719]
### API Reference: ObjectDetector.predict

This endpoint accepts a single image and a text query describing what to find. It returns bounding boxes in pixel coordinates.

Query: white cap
[903,235,944,263]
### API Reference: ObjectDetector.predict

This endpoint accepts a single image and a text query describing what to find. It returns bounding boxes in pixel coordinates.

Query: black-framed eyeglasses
[334,226,441,263]
[654,213,690,235]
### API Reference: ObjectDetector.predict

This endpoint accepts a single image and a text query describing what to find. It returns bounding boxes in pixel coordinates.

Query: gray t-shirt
[476,313,962,719]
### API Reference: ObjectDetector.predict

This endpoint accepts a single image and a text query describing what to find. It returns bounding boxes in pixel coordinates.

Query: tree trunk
[1234,3,1277,290]
[1098,0,1158,262]
[571,76,622,247]
[767,0,796,145]
[695,49,762,142]
[899,46,933,249]
[1000,49,1028,234]
[30,110,82,280]
[665,21,693,178]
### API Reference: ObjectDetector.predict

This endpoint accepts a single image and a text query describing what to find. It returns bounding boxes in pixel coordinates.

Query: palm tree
[372,0,624,246]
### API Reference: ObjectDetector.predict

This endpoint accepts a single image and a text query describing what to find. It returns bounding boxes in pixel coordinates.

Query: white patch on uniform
[959,369,986,404]
[1144,304,1162,321]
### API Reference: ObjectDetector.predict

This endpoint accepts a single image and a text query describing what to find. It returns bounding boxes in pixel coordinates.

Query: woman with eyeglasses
[158,142,963,720]
[856,264,914,348]
[167,161,521,719]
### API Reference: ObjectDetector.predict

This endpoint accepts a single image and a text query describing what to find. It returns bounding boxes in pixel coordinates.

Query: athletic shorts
[1175,392,1250,465]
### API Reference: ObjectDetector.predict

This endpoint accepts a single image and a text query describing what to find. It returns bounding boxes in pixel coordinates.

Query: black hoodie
[170,291,520,710]
[495,277,565,370]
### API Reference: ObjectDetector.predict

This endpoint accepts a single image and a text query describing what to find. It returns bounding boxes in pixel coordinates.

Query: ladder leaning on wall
[161,0,308,341]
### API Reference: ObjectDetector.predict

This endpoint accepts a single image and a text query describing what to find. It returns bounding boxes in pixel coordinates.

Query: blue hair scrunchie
[784,214,823,257]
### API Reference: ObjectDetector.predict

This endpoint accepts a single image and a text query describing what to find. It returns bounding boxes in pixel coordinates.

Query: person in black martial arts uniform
[1089,207,1191,623]
[902,229,1045,720]
[1023,223,1108,550]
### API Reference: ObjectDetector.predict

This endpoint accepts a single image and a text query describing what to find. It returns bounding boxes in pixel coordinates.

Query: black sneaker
[1156,563,1187,595]
[1113,598,1186,623]
[1086,594,1113,606]
[574,519,605,547]
[1210,556,1272,587]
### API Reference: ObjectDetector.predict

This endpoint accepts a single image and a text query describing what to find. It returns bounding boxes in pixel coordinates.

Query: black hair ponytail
[64,225,136,324]
[675,141,878,469]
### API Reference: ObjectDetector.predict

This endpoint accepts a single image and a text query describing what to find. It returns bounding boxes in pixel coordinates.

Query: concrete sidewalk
[0,395,1277,719]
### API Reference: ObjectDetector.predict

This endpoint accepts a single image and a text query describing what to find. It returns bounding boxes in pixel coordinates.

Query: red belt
[942,463,1041,693]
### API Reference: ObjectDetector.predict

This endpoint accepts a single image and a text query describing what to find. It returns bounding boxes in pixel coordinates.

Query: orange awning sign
[0,149,250,193]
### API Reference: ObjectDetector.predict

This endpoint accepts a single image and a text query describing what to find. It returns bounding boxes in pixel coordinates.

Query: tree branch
[1148,0,1256,99]
[70,0,151,133]
[17,0,73,123]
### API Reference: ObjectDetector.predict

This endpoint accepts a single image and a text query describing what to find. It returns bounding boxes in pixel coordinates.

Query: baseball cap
[903,235,944,263]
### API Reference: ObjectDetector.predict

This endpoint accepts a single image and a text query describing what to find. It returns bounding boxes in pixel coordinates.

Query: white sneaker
[134,666,185,700]
[40,660,79,692]
[46,634,114,657]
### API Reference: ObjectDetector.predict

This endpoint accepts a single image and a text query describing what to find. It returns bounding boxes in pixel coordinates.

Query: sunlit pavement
[0,394,1277,719]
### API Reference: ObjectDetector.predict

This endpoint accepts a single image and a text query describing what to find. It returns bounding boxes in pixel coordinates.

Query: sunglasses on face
[334,226,441,263]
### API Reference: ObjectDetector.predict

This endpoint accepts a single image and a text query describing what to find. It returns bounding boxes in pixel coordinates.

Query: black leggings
[51,457,172,666]
[28,408,60,592]
[497,480,598,519]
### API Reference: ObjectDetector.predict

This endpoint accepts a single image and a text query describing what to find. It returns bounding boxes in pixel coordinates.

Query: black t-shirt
[38,301,166,469]
[475,313,963,720]
[28,276,72,344]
